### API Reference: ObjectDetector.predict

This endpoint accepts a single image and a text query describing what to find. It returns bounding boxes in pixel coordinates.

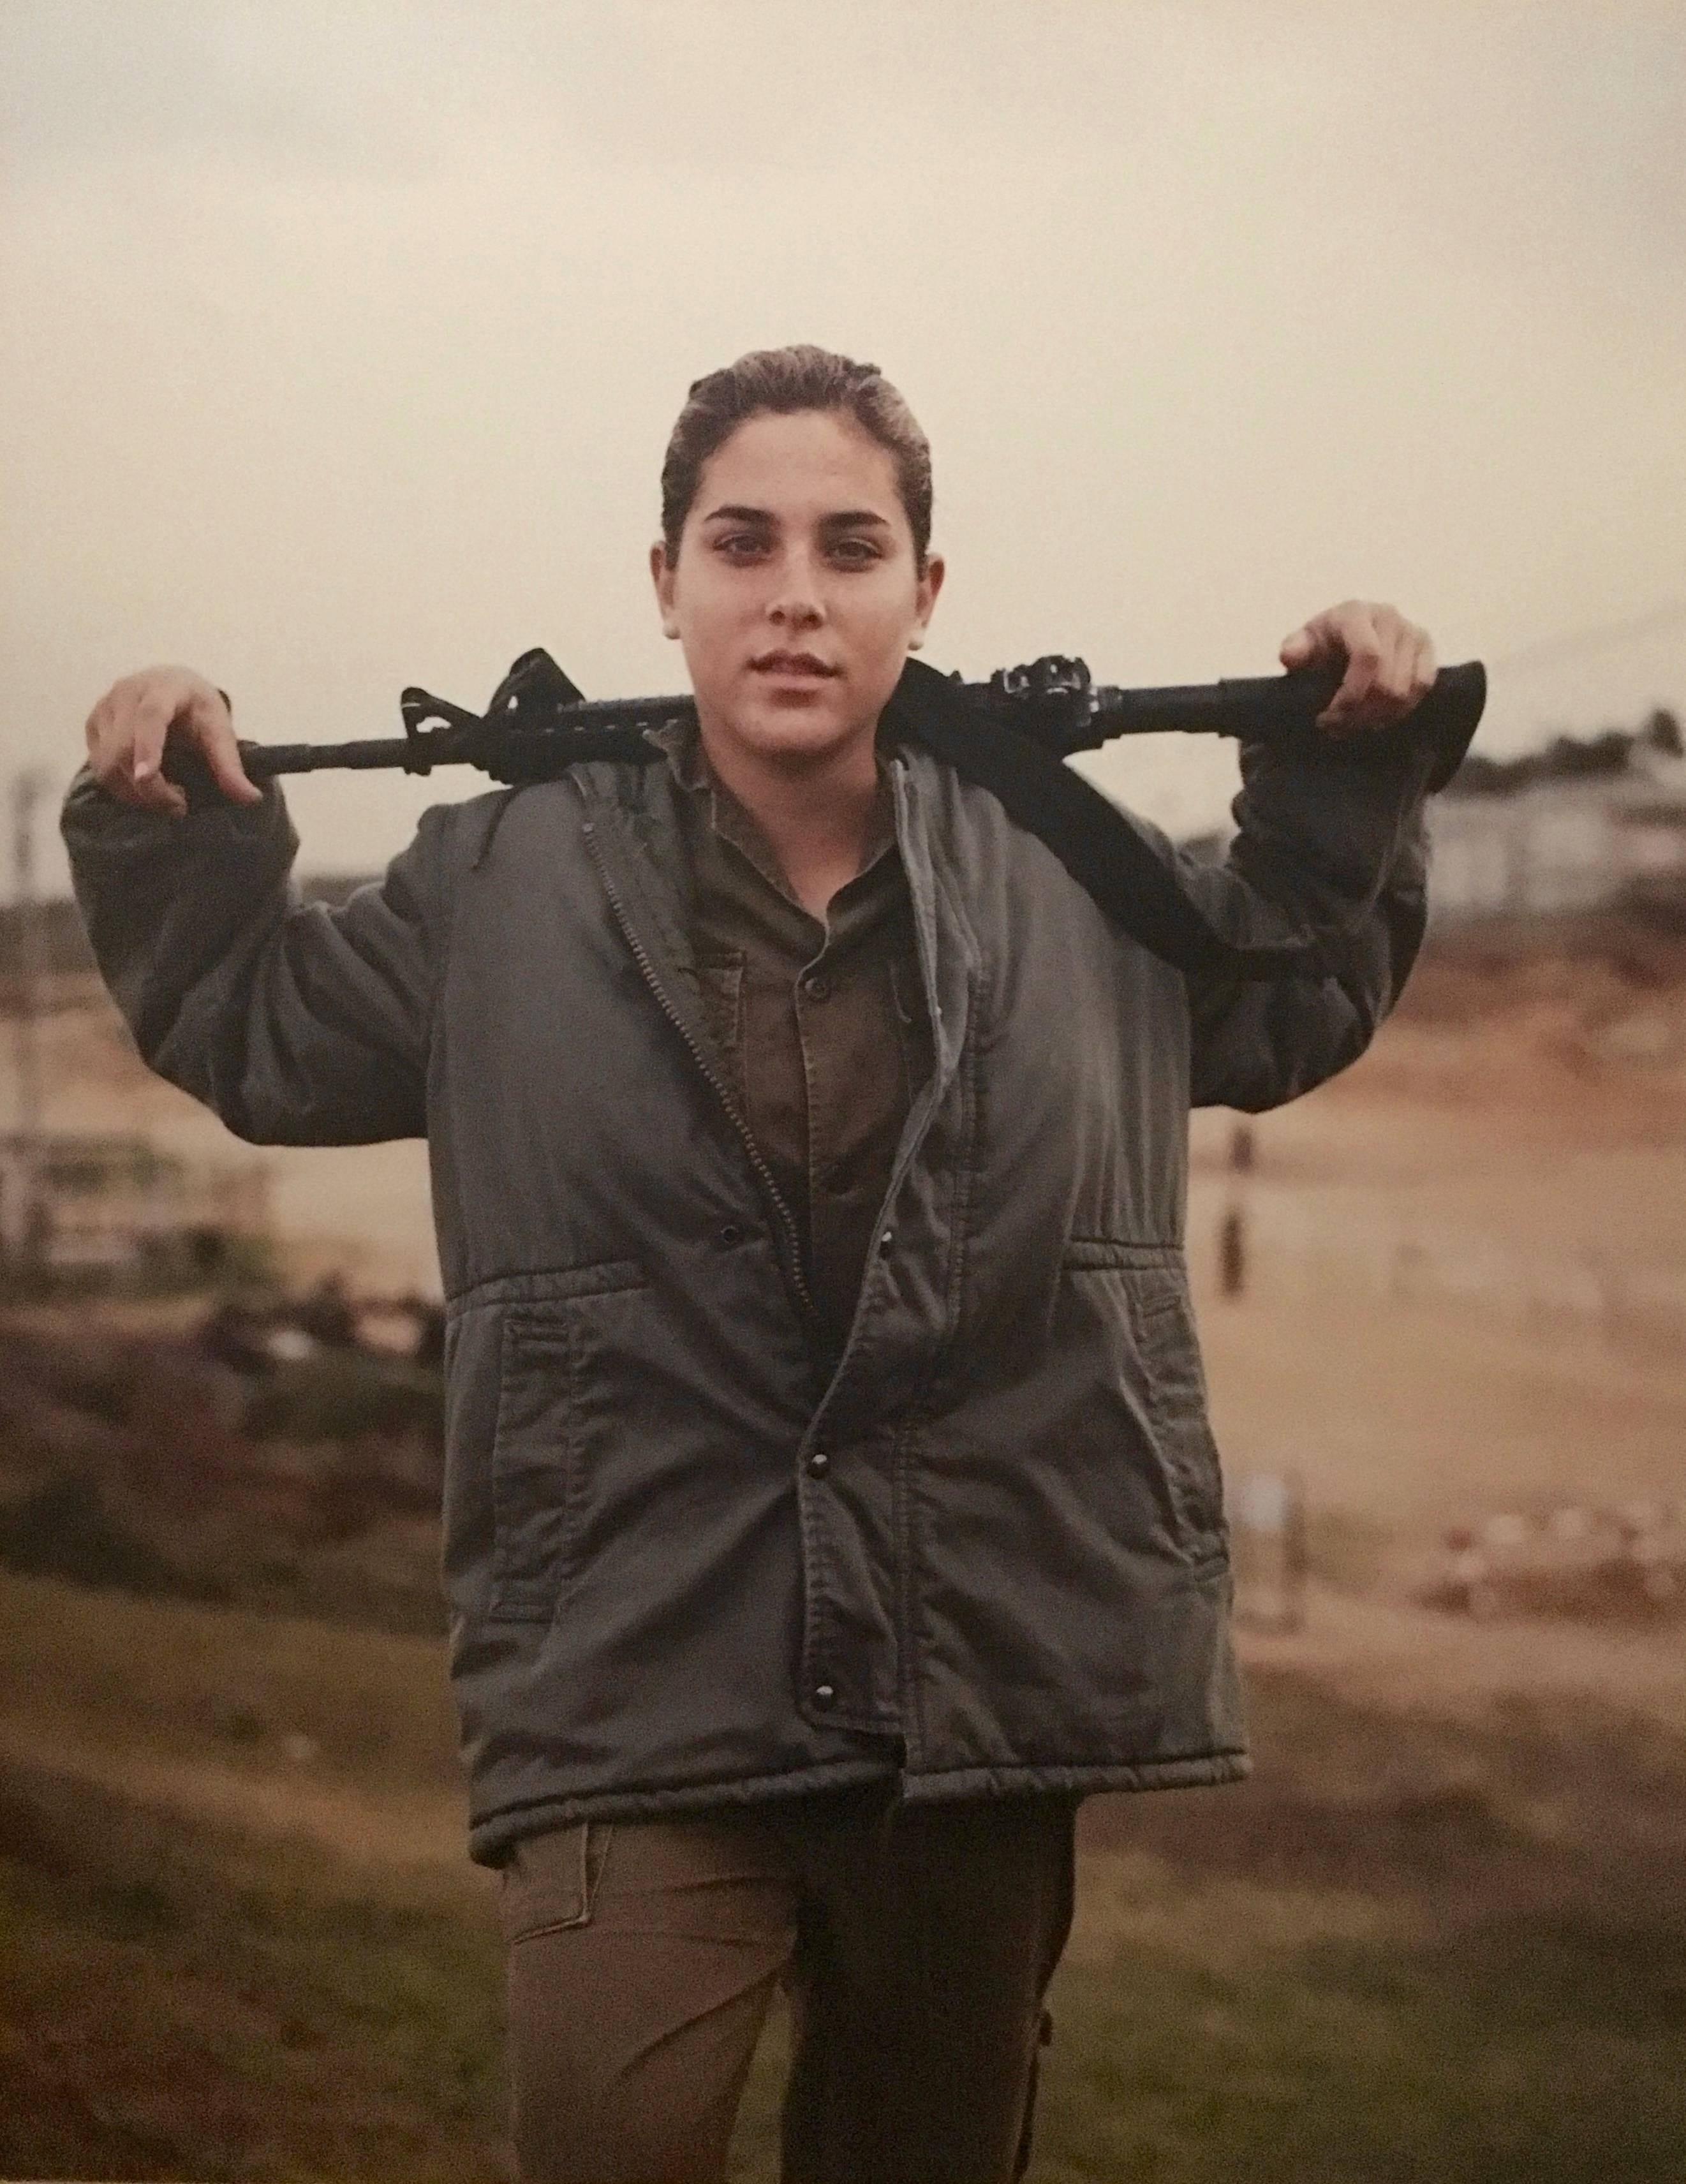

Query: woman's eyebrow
[699,505,892,529]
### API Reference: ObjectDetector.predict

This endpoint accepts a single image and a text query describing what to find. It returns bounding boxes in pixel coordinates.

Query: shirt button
[803,973,832,1001]
[878,1229,895,1254]
[813,1683,836,1706]
[806,1450,831,1477]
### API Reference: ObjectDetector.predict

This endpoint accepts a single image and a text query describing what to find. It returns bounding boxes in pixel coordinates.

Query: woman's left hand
[1278,601,1437,735]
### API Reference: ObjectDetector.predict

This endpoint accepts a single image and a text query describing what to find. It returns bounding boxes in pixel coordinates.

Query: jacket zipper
[578,805,820,1327]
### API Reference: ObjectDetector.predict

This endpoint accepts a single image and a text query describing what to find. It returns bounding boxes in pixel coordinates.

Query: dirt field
[1182,937,1686,1596]
[3,915,1685,2176]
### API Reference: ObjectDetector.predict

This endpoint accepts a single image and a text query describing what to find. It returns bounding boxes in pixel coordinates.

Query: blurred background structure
[2,4,1683,2180]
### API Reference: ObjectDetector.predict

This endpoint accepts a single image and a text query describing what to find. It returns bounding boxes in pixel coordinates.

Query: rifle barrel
[1091,678,1294,734]
[243,737,416,778]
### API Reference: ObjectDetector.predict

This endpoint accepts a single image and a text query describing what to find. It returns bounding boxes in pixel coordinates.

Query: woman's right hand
[84,665,263,817]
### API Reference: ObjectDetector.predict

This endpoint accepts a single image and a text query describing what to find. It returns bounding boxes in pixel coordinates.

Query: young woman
[69,346,1448,2183]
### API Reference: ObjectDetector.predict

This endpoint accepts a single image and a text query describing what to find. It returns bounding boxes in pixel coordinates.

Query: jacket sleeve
[60,762,457,1146]
[1183,712,1452,1113]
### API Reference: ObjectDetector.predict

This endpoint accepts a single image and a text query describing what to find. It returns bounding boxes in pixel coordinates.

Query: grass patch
[1021,1914,1686,2183]
[5,1574,1686,2180]
[0,1470,227,1601]
[0,1568,460,1794]
[1,1762,505,2183]
[6,1754,1685,2184]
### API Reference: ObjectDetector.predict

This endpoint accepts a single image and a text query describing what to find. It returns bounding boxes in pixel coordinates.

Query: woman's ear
[911,550,945,650]
[650,540,681,639]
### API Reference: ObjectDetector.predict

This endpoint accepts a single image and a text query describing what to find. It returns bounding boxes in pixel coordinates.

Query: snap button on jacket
[63,715,1446,1867]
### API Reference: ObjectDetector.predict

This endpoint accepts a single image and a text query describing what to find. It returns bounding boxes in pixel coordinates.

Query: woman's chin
[713,697,874,769]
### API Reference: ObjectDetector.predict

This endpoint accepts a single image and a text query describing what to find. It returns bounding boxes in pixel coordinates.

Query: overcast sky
[3,0,1683,884]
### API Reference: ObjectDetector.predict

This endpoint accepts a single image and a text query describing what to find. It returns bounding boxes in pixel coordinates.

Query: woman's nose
[767,551,826,627]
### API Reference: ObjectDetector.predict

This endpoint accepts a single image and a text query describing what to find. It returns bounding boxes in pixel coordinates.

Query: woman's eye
[710,532,879,564]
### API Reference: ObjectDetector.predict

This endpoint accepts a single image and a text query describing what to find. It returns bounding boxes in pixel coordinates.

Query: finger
[1409,628,1437,702]
[129,773,189,817]
[86,688,142,782]
[1359,617,1431,723]
[1281,607,1347,670]
[112,726,188,815]
[188,687,263,804]
[1354,617,1414,723]
[105,691,184,815]
[1317,605,1385,732]
[128,691,174,787]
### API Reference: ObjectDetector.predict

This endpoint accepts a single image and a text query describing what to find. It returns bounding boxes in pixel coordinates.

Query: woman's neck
[698,723,884,921]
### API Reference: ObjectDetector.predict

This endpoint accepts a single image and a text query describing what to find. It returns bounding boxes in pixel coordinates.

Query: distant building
[1176,710,1686,929]
[0,1130,272,1283]
[1426,711,1686,926]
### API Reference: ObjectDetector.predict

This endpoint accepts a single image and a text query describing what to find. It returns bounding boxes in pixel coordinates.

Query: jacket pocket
[1060,1244,1228,1569]
[1130,1278,1227,1563]
[488,1267,647,1622]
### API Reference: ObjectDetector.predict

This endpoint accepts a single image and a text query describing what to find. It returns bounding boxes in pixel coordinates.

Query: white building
[0,1131,271,1280]
[1426,737,1686,925]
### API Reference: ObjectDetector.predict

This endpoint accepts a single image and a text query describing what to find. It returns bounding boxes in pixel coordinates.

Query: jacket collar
[886,745,978,1102]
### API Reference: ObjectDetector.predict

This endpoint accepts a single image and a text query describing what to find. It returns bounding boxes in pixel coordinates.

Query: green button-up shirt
[652,720,935,1366]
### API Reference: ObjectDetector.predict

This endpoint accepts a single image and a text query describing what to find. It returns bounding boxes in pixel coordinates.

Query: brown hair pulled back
[660,344,933,574]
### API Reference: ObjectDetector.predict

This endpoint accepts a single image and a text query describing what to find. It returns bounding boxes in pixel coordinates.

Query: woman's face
[651,407,943,772]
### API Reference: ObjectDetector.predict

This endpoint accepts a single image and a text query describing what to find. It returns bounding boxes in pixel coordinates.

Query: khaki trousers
[498,1779,1078,2183]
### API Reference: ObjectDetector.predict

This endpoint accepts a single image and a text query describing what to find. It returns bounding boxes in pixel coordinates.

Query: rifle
[236,646,1486,795]
[221,646,1487,979]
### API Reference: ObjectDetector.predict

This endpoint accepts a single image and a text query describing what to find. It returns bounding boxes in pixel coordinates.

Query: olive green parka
[63,688,1465,1866]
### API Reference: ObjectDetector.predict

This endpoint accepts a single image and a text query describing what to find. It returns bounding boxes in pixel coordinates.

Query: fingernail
[135,760,153,779]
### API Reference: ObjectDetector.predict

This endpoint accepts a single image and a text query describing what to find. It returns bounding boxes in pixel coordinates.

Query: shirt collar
[647,714,899,896]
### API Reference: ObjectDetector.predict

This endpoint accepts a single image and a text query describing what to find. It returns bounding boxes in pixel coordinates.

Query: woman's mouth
[750,651,839,679]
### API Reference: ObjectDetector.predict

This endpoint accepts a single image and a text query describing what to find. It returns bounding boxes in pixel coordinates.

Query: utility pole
[7,770,50,1273]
